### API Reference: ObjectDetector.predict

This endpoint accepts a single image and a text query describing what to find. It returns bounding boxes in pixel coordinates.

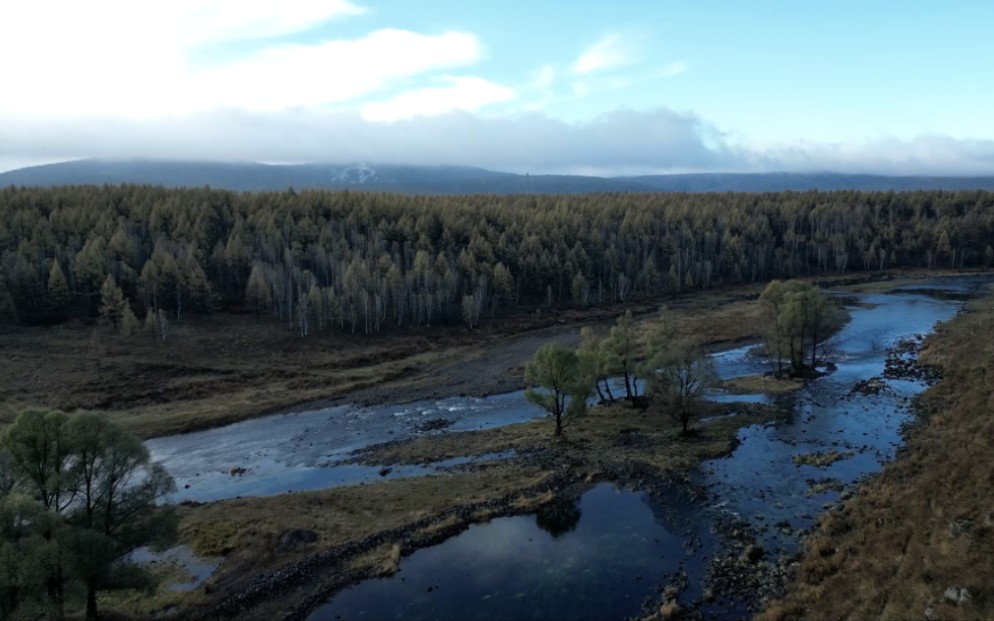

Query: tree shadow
[535,496,582,538]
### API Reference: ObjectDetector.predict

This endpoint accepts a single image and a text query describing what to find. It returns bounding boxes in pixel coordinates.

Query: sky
[2,0,994,176]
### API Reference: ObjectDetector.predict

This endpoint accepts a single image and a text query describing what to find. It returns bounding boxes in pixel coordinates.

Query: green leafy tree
[759,279,792,376]
[3,409,76,619]
[646,338,717,434]
[0,410,176,621]
[799,285,846,369]
[604,311,641,402]
[576,327,614,402]
[66,412,176,621]
[760,280,845,375]
[0,492,48,620]
[524,343,592,436]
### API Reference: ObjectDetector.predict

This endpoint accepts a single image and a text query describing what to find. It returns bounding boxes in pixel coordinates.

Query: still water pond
[310,483,702,621]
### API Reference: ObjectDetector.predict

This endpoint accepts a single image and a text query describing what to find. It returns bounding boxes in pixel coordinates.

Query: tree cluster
[759,280,846,376]
[0,409,175,621]
[525,310,717,435]
[2,185,993,333]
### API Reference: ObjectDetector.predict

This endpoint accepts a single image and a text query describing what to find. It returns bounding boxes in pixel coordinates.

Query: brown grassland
[760,284,994,621]
[0,283,768,439]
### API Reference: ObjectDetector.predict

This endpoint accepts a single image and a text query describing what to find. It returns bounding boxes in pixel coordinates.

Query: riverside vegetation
[760,284,994,621]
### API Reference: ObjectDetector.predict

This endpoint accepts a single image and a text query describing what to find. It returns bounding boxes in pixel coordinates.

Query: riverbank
[760,284,994,621]
[0,282,768,439]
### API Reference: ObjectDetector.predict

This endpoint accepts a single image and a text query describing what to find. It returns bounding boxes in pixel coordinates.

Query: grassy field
[760,284,994,621]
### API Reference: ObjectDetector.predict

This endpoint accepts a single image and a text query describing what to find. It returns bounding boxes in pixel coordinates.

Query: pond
[309,483,709,621]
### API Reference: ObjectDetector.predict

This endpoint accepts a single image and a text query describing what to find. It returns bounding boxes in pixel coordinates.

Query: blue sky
[1,0,993,175]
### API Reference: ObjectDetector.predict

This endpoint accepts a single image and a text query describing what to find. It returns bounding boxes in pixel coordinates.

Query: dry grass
[0,313,477,438]
[179,462,554,562]
[97,560,201,620]
[760,284,994,621]
[792,449,855,468]
[720,374,805,394]
[356,398,784,474]
[0,284,767,440]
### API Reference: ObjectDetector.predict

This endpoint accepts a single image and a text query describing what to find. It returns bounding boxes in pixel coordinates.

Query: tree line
[2,185,993,333]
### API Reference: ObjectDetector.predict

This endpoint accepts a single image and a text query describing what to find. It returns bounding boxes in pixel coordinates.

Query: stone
[943,586,971,605]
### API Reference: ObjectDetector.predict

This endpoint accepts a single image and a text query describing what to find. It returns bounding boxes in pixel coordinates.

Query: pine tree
[47,259,70,312]
[99,276,127,332]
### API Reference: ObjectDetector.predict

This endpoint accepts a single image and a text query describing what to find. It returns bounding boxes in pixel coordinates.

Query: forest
[1,185,992,335]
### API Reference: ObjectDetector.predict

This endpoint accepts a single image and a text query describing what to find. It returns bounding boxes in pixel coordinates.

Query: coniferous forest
[1,185,992,333]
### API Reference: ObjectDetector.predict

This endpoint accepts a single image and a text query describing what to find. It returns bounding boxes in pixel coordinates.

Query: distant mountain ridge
[3,159,994,194]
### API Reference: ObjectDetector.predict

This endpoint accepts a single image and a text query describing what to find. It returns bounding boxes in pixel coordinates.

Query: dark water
[310,483,708,621]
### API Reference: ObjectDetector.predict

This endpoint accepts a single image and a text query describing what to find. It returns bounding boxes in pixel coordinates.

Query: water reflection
[534,495,582,538]
[310,484,687,621]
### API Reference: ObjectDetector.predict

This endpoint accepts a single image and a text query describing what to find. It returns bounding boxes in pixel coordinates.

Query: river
[146,276,986,619]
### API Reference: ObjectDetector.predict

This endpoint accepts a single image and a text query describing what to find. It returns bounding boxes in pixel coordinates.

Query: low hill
[3,159,994,193]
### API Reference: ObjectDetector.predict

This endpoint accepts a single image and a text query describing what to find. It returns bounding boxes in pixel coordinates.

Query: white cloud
[177,0,364,44]
[572,34,630,75]
[361,76,515,122]
[0,2,479,117]
[4,108,992,177]
[749,135,994,176]
[191,30,482,114]
[658,61,688,77]
[0,108,734,174]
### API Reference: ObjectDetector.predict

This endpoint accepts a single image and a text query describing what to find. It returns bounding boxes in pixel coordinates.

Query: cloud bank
[3,108,994,176]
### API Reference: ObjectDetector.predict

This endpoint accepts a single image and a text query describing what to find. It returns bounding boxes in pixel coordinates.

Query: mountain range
[3,159,994,194]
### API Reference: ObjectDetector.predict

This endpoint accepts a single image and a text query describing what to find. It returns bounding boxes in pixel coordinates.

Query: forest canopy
[1,185,992,334]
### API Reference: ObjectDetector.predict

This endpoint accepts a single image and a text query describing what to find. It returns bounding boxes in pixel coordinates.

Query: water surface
[310,483,702,621]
